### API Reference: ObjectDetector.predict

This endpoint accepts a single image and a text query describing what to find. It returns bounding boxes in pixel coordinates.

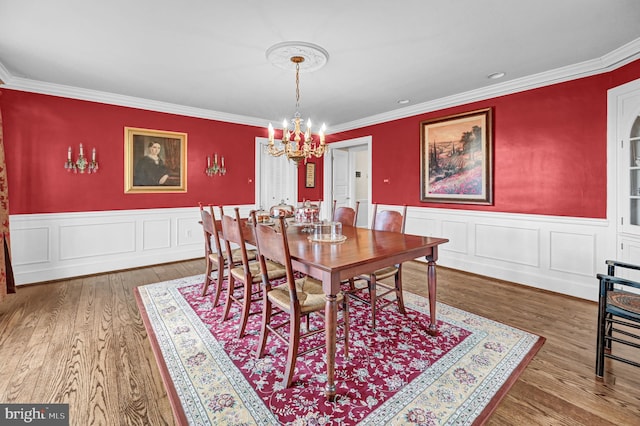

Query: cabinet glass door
[630,116,640,225]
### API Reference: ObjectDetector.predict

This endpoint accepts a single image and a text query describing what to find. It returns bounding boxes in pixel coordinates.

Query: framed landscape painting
[124,127,187,193]
[420,108,493,204]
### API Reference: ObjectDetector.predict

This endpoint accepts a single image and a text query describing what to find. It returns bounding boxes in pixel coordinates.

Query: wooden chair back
[371,204,407,233]
[199,203,225,257]
[199,203,215,256]
[251,214,298,304]
[219,207,251,269]
[332,200,360,226]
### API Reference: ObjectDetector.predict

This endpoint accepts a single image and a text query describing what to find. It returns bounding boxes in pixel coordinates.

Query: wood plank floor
[0,260,638,425]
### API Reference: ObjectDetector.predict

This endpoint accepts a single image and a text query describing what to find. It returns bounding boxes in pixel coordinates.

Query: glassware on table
[309,220,345,242]
[295,200,320,232]
[269,199,295,219]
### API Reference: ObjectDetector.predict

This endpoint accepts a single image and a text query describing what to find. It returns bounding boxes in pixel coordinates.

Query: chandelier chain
[295,62,300,109]
[266,52,327,164]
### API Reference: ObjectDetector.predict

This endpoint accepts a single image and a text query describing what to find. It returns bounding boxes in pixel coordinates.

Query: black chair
[595,260,640,379]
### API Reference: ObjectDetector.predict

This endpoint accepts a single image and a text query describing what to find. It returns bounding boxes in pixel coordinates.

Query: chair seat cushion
[210,248,257,265]
[608,290,640,319]
[227,248,257,263]
[358,266,398,281]
[269,276,344,314]
[230,259,286,283]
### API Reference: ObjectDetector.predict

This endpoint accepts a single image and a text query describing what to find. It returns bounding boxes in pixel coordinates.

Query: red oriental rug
[135,274,544,425]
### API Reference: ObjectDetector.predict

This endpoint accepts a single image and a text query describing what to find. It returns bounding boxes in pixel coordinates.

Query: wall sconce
[64,144,99,174]
[205,153,226,176]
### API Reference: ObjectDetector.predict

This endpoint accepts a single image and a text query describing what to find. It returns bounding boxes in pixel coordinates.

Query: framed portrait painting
[124,127,187,193]
[420,108,493,205]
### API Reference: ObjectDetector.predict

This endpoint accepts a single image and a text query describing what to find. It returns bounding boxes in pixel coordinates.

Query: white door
[332,149,350,213]
[323,136,372,225]
[255,137,297,211]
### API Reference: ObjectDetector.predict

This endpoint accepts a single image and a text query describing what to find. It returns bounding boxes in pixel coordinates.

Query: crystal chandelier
[266,42,329,164]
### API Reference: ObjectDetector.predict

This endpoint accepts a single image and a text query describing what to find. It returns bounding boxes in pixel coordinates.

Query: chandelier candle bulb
[79,143,83,156]
[222,157,225,167]
[67,146,72,160]
[264,42,329,163]
[268,123,275,143]
[92,148,96,162]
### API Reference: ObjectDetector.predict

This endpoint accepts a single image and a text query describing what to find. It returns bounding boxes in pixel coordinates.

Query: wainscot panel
[386,205,615,301]
[9,206,257,285]
[10,205,616,300]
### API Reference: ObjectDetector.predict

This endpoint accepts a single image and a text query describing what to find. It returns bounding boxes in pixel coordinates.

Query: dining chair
[596,260,640,379]
[220,207,286,338]
[252,213,350,388]
[349,204,408,329]
[198,203,257,303]
[332,199,360,227]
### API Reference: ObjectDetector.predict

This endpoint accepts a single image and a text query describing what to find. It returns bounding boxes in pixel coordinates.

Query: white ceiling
[1,0,640,132]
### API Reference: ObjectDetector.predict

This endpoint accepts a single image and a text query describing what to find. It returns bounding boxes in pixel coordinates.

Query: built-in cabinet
[612,78,640,266]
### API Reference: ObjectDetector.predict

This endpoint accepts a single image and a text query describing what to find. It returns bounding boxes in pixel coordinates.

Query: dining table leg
[426,250,439,336]
[324,293,337,401]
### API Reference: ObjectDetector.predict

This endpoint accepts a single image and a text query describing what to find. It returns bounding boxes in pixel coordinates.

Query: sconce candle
[65,144,98,174]
[206,152,227,177]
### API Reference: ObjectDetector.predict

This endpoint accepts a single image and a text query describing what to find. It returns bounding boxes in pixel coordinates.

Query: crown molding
[0,61,11,85]
[1,73,271,128]
[0,38,639,133]
[330,37,640,133]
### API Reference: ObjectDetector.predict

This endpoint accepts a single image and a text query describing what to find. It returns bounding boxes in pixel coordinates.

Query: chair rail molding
[10,204,616,300]
[9,205,257,285]
[377,205,615,302]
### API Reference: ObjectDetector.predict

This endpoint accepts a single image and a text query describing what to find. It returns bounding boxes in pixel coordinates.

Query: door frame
[322,135,372,220]
[255,137,298,210]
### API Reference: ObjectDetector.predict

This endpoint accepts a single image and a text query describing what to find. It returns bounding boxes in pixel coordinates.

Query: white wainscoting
[382,205,615,302]
[9,205,616,301]
[9,206,255,286]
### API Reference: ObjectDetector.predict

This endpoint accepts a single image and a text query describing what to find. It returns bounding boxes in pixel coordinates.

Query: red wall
[0,90,273,214]
[2,59,640,217]
[328,59,640,218]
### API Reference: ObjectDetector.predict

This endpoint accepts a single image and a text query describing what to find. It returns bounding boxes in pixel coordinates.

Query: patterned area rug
[135,275,544,425]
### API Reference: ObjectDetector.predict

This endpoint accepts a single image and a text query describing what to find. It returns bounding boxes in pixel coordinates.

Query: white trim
[322,136,372,220]
[332,38,640,133]
[1,38,639,132]
[400,205,611,301]
[7,204,615,300]
[3,76,272,128]
[9,206,254,285]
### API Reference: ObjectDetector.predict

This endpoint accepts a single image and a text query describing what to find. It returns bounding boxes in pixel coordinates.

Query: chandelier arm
[266,47,328,164]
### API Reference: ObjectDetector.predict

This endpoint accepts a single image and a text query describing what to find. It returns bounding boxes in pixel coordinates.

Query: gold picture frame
[420,108,493,205]
[124,127,187,193]
[305,162,316,188]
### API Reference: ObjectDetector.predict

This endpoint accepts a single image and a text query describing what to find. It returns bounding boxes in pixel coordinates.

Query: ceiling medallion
[265,42,329,164]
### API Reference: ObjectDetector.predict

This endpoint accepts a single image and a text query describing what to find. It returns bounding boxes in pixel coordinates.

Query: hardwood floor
[0,259,638,425]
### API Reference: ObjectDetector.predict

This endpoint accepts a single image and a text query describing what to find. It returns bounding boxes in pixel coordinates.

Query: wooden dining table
[247,220,448,401]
